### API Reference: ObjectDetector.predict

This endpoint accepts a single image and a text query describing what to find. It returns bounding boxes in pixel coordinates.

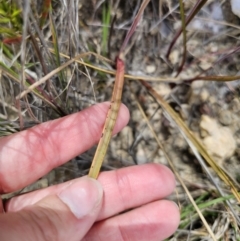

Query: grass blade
[49,13,65,89]
[0,61,63,115]
[89,0,151,178]
[102,2,111,56]
[166,0,208,59]
[88,58,125,178]
[120,0,150,54]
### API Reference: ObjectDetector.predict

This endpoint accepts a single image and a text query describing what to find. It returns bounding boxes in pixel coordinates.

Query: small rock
[208,95,217,105]
[115,150,134,165]
[136,142,148,164]
[200,89,209,102]
[231,0,240,18]
[169,49,179,65]
[229,98,240,113]
[131,109,142,123]
[146,65,156,74]
[155,83,171,97]
[172,135,188,150]
[192,80,204,91]
[189,81,205,104]
[136,148,147,164]
[229,113,240,133]
[119,126,134,150]
[209,43,218,52]
[218,110,232,126]
[200,115,236,165]
[199,60,212,70]
[180,104,190,120]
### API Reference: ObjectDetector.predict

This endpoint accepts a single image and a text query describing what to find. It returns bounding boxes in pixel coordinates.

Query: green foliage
[0,0,22,38]
[101,2,111,56]
[49,13,66,90]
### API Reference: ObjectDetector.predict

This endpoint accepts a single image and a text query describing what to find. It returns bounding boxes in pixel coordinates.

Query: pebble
[154,83,171,97]
[231,0,240,18]
[146,65,156,74]
[136,144,148,164]
[172,135,188,150]
[115,150,134,165]
[218,110,232,126]
[200,89,209,102]
[200,115,236,165]
[180,104,190,120]
[169,49,179,65]
[119,126,134,150]
[199,60,212,70]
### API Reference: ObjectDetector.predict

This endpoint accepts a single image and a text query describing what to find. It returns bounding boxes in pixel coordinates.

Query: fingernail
[58,177,103,219]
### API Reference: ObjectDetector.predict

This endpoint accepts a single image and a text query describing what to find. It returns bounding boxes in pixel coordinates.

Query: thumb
[0,177,103,241]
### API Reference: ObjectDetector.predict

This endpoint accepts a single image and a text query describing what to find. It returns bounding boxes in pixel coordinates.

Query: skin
[0,102,180,241]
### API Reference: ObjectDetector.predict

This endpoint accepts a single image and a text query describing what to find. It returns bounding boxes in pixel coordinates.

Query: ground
[1,0,240,240]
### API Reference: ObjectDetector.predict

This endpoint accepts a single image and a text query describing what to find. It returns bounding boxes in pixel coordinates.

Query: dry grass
[0,0,240,240]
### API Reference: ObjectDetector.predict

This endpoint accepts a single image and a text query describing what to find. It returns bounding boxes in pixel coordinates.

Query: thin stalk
[40,0,51,29]
[120,0,150,54]
[175,0,187,77]
[89,0,150,179]
[166,0,208,59]
[88,57,124,178]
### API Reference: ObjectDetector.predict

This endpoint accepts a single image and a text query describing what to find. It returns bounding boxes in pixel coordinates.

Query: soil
[1,0,240,239]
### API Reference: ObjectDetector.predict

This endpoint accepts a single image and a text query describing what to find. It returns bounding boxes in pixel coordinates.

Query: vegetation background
[0,0,240,240]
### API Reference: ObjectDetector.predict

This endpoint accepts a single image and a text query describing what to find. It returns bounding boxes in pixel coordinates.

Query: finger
[7,164,176,221]
[0,177,103,241]
[0,102,129,193]
[97,163,176,220]
[83,200,180,241]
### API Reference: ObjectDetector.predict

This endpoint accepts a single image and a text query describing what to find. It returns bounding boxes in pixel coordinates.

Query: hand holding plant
[0,103,179,241]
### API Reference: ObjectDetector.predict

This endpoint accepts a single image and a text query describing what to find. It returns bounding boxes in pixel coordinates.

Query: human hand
[0,102,179,241]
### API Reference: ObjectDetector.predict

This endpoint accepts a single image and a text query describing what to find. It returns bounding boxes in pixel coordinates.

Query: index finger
[0,102,129,193]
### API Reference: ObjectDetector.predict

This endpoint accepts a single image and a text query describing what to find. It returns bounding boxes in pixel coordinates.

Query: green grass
[101,1,111,56]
